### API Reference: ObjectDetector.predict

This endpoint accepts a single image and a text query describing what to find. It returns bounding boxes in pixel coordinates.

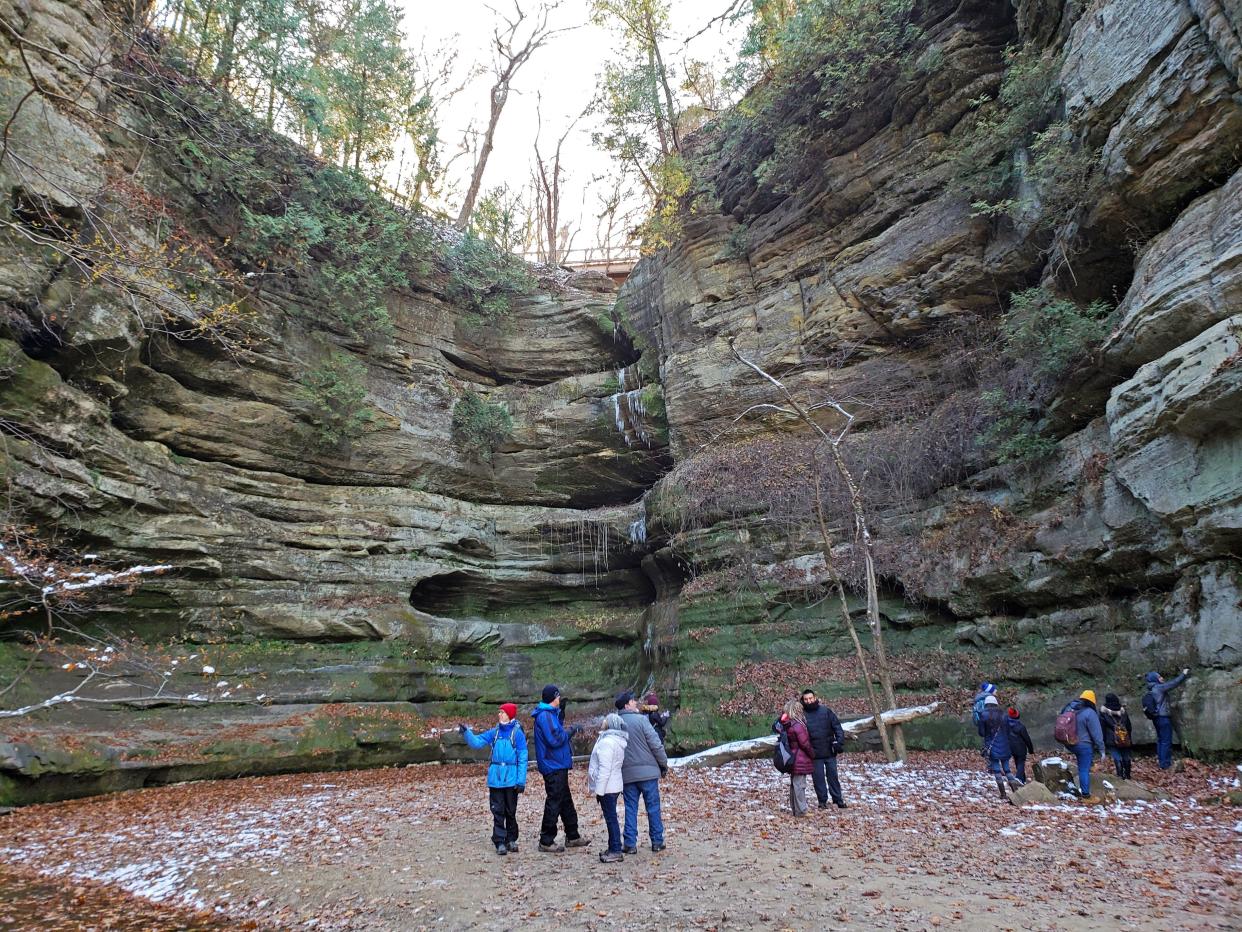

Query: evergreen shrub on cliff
[298,351,375,447]
[978,288,1111,464]
[950,45,1101,236]
[451,392,514,463]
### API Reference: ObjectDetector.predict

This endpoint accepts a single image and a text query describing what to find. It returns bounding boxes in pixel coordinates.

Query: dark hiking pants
[811,756,844,806]
[489,787,519,846]
[539,768,580,845]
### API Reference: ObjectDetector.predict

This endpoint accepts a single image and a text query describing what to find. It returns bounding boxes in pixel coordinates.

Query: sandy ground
[0,751,1238,931]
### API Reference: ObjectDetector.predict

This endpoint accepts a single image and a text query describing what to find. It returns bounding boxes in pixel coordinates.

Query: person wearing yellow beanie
[1058,689,1104,798]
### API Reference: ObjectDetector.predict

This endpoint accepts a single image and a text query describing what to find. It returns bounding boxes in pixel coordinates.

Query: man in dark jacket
[531,684,589,852]
[799,689,847,809]
[1144,669,1189,769]
[617,690,669,853]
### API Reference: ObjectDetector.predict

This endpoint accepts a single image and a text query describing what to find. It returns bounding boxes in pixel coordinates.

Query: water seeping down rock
[0,0,1240,803]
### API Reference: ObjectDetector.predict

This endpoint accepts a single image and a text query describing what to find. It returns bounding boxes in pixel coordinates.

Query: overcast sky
[400,1,745,256]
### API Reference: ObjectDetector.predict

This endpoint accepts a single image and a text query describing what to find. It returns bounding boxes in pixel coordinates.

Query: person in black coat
[1100,692,1133,779]
[1006,707,1035,784]
[799,689,847,809]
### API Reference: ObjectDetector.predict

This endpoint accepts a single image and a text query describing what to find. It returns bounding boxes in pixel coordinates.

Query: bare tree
[727,337,907,761]
[531,95,584,264]
[454,1,568,229]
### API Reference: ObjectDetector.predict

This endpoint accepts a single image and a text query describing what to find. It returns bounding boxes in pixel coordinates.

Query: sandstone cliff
[0,0,1239,803]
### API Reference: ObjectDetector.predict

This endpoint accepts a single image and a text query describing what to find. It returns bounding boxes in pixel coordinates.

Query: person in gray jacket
[1144,668,1190,769]
[616,690,668,853]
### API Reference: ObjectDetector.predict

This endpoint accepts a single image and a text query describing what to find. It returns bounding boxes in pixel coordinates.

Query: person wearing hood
[587,713,629,863]
[800,689,847,808]
[977,694,1020,799]
[1061,689,1105,798]
[617,690,669,852]
[459,702,528,855]
[1100,693,1133,779]
[1143,669,1190,770]
[1006,707,1034,784]
[971,681,998,731]
[531,684,588,852]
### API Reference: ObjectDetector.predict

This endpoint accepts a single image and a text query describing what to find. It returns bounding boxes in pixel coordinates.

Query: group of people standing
[974,668,1190,800]
[459,685,671,862]
[774,689,849,816]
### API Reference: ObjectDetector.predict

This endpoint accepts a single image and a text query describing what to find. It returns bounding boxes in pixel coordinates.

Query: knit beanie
[499,702,518,721]
[615,690,634,710]
[1007,707,1019,719]
[980,681,997,695]
[643,692,659,706]
[983,695,999,706]
[541,684,560,704]
[1104,693,1122,711]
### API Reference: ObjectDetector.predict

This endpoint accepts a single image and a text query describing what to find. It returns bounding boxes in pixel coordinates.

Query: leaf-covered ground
[0,751,1238,930]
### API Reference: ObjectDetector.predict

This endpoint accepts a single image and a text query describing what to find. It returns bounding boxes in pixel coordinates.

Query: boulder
[1097,777,1165,801]
[1009,781,1059,806]
[1032,757,1077,794]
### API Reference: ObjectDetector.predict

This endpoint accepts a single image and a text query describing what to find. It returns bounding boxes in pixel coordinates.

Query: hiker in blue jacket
[531,684,588,852]
[970,681,997,732]
[1143,669,1190,769]
[459,702,528,855]
[1061,689,1105,798]
[977,695,1020,800]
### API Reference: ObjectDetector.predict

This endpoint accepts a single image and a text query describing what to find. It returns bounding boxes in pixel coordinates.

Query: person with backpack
[1006,707,1034,784]
[617,691,669,853]
[1100,693,1133,779]
[531,684,589,853]
[1056,689,1105,798]
[800,689,847,809]
[977,695,1019,799]
[777,699,816,816]
[641,692,672,744]
[459,702,528,855]
[587,713,629,864]
[971,682,998,733]
[1143,669,1190,769]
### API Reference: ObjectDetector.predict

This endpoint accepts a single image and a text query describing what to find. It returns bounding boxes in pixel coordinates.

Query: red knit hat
[499,702,518,720]
[1007,707,1020,719]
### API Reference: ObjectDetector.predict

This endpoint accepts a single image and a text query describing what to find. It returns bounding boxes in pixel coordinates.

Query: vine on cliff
[450,392,514,463]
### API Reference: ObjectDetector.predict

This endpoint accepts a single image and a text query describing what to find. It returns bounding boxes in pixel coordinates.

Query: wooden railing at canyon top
[519,246,641,284]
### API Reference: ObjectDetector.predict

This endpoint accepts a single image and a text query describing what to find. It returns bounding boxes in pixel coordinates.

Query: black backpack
[1141,690,1158,721]
[772,720,795,774]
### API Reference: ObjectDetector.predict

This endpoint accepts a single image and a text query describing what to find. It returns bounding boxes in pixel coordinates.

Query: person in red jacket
[780,699,815,817]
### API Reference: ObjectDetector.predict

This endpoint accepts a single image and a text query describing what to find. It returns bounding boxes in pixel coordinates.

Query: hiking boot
[1006,776,1023,791]
[495,844,508,856]
[651,842,666,853]
[538,842,565,853]
[994,776,1009,800]
[565,837,591,848]
[506,842,519,853]
[599,850,624,863]
[817,801,829,809]
[622,845,637,854]
[835,801,848,809]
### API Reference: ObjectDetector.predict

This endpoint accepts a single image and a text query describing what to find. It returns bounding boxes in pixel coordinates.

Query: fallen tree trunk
[667,702,942,770]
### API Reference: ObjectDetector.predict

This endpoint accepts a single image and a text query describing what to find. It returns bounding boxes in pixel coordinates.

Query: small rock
[1098,777,1161,801]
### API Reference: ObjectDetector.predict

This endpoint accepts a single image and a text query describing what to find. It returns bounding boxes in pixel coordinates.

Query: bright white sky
[400,0,746,256]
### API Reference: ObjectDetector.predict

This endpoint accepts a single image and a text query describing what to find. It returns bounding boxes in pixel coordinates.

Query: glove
[566,725,580,739]
[831,743,844,756]
[1182,668,1190,677]
[516,784,525,794]
[659,766,668,778]
[457,723,467,735]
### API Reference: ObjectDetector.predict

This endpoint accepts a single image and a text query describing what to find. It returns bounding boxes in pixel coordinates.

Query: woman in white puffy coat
[588,712,629,863]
